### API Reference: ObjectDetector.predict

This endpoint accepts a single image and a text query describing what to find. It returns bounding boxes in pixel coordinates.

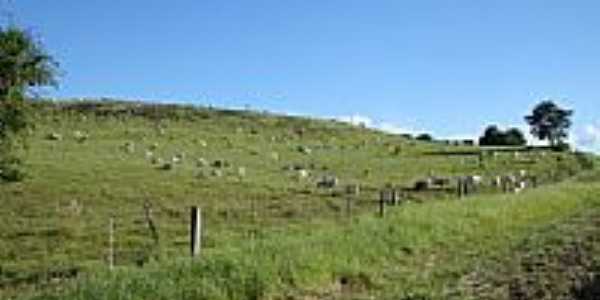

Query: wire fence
[0,167,580,291]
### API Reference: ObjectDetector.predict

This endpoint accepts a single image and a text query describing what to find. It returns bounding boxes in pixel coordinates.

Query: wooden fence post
[378,191,386,218]
[457,178,464,198]
[143,201,160,247]
[345,184,359,218]
[478,152,484,168]
[190,206,202,258]
[108,217,115,270]
[392,189,401,205]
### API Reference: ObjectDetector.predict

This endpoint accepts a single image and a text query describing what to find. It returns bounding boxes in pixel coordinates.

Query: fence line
[0,168,578,285]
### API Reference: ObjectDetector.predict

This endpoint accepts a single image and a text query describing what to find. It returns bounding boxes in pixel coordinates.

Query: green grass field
[22,173,600,300]
[0,100,596,299]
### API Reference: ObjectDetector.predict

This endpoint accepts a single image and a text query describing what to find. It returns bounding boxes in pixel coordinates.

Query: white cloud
[336,114,374,128]
[335,114,424,136]
[572,124,600,153]
[441,133,479,141]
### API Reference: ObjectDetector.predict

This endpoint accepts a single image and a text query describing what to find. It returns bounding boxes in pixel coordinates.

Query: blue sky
[4,1,600,151]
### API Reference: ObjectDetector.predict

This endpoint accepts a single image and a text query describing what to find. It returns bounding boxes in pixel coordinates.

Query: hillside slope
[0,100,593,298]
[22,172,600,300]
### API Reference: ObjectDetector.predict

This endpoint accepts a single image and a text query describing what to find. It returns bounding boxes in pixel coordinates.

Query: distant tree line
[476,101,573,150]
[478,125,526,146]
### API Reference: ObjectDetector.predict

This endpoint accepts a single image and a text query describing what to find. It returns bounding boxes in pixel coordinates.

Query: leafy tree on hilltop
[504,128,527,146]
[416,133,433,142]
[479,125,526,146]
[0,26,58,181]
[525,100,573,148]
[479,125,502,146]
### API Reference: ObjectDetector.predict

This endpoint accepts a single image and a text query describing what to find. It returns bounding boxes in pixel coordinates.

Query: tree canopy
[0,26,58,181]
[524,100,573,147]
[415,133,433,142]
[0,26,57,94]
[478,125,526,146]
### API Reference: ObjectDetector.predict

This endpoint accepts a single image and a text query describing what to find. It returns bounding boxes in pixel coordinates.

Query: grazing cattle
[501,175,517,193]
[431,177,451,188]
[73,131,88,143]
[518,169,527,178]
[512,180,527,194]
[317,175,338,188]
[513,181,527,194]
[492,175,502,187]
[123,141,135,153]
[212,159,230,168]
[465,175,483,186]
[46,132,62,141]
[297,145,312,155]
[503,175,517,184]
[171,155,183,164]
[159,162,173,171]
[237,167,246,178]
[458,175,483,195]
[151,157,163,165]
[196,158,208,167]
[296,169,309,179]
[414,178,432,191]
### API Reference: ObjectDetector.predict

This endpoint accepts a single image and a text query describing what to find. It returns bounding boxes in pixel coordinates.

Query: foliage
[0,26,58,181]
[415,133,433,142]
[478,125,526,146]
[504,127,527,146]
[525,100,573,147]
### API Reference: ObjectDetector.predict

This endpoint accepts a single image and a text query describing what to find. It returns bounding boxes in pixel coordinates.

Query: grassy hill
[0,99,596,299]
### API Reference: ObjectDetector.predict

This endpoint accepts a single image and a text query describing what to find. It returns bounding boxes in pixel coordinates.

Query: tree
[479,125,503,146]
[0,26,58,181]
[525,100,573,148]
[416,133,433,142]
[478,125,526,146]
[504,128,526,146]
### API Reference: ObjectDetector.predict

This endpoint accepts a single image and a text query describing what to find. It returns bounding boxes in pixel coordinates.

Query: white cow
[465,175,483,186]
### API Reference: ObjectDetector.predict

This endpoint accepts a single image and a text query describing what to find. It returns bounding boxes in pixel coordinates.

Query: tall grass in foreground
[26,174,600,300]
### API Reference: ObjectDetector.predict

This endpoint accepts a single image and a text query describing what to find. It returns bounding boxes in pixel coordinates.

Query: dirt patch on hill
[457,211,600,300]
